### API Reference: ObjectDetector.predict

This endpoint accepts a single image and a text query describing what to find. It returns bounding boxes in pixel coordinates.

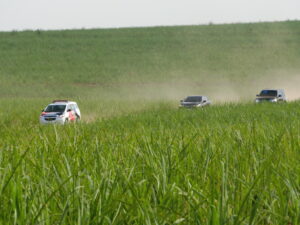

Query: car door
[67,105,76,121]
[74,104,81,118]
[202,97,207,106]
[278,90,284,102]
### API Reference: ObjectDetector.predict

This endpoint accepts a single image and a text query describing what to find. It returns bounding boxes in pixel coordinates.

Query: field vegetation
[0,21,300,224]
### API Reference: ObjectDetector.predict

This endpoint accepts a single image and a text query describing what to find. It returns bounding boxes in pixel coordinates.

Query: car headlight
[270,98,277,102]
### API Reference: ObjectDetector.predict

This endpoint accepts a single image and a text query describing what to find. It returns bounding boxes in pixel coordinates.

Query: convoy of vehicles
[255,89,287,103]
[39,89,288,124]
[179,96,211,108]
[40,100,81,124]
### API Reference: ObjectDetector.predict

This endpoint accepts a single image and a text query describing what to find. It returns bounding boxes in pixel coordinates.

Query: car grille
[45,117,56,121]
[259,99,272,101]
[183,104,197,107]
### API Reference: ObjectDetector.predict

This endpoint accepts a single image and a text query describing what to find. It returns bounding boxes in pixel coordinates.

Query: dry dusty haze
[247,71,300,101]
[102,23,300,103]
[108,71,300,103]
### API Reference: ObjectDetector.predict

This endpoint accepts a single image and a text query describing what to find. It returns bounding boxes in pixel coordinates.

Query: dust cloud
[255,71,300,101]
[79,70,300,122]
[112,78,241,103]
[112,70,300,103]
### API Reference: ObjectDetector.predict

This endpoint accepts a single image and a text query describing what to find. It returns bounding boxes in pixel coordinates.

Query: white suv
[40,100,81,124]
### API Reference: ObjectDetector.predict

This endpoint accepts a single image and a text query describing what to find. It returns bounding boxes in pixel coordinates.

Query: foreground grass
[1,21,300,224]
[0,100,299,224]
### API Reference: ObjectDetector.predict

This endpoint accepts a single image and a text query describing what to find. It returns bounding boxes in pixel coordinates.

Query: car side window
[279,91,284,97]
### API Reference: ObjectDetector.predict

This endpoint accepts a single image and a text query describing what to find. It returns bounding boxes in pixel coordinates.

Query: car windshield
[184,96,202,102]
[45,105,66,113]
[259,90,277,97]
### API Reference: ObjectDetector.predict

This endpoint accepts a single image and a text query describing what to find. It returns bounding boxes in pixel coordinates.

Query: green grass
[0,102,300,224]
[1,21,300,100]
[0,21,300,224]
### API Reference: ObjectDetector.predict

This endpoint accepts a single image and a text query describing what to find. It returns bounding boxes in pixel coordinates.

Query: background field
[0,21,300,224]
[1,21,300,102]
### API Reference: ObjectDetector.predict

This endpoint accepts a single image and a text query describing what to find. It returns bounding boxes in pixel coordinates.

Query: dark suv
[255,89,287,103]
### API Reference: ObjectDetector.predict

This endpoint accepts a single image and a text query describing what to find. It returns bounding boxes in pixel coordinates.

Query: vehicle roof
[261,89,284,91]
[48,101,77,106]
[48,102,67,106]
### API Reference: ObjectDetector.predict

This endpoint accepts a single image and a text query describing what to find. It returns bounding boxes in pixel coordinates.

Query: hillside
[0,21,300,101]
[1,22,300,224]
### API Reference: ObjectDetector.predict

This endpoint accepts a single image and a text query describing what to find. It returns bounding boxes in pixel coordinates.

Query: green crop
[0,101,300,224]
[1,21,300,100]
[0,21,300,224]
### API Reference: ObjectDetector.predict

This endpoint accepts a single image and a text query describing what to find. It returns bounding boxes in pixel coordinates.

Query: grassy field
[1,21,300,101]
[0,21,300,224]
